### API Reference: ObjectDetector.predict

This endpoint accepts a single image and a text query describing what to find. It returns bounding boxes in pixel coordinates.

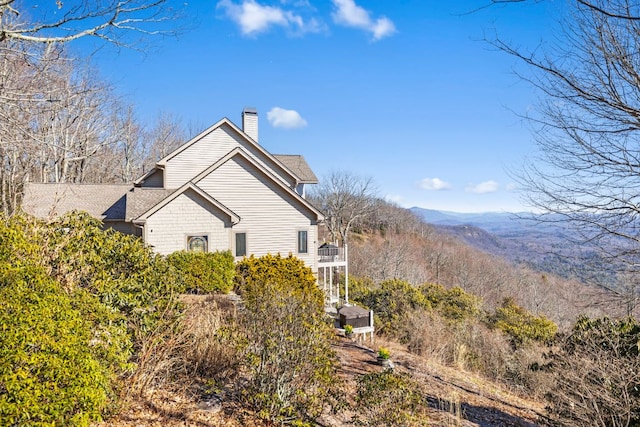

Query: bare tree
[487,0,640,295]
[0,41,127,212]
[33,56,119,183]
[0,1,183,214]
[79,102,146,184]
[0,0,180,45]
[309,170,378,245]
[113,105,145,182]
[480,0,640,21]
[143,111,186,169]
[545,317,640,427]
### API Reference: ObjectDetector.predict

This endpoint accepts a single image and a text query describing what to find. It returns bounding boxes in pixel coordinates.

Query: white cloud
[419,178,452,191]
[466,180,499,194]
[217,0,321,36]
[331,0,396,40]
[267,107,308,128]
[505,182,518,191]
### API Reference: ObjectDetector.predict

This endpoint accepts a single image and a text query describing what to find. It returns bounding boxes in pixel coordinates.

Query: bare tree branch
[308,171,378,245]
[490,0,640,304]
[0,0,181,46]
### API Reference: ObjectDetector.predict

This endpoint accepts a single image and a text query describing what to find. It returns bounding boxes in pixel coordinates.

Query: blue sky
[77,0,561,213]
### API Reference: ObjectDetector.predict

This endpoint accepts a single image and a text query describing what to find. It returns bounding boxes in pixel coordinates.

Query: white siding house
[22,108,324,273]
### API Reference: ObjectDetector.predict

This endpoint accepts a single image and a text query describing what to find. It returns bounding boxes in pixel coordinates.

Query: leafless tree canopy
[0,40,189,214]
[488,0,640,290]
[309,171,378,245]
[0,0,186,215]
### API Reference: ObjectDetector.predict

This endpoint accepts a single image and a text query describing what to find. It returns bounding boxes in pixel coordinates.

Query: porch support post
[329,264,333,302]
[344,243,349,304]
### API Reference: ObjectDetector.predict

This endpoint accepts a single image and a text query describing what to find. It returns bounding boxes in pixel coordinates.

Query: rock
[197,395,222,413]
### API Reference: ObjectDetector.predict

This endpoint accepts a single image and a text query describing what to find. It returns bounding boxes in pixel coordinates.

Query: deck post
[344,243,349,304]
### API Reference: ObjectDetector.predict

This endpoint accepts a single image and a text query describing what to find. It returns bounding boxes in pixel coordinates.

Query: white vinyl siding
[196,155,318,270]
[164,125,296,189]
[140,169,164,188]
[144,189,231,255]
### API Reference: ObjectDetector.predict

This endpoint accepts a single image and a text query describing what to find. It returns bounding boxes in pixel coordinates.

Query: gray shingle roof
[21,183,177,223]
[273,154,318,183]
[125,188,175,220]
[22,183,132,220]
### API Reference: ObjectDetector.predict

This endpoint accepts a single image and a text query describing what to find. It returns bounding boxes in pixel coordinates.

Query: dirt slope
[100,336,550,427]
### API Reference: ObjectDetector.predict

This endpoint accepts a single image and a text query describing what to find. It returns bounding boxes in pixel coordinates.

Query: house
[22,108,326,273]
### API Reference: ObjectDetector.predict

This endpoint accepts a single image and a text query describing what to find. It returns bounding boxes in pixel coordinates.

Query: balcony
[317,244,346,266]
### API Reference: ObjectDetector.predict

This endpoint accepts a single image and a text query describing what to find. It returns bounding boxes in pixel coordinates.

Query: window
[187,235,208,253]
[235,232,247,257]
[298,230,308,254]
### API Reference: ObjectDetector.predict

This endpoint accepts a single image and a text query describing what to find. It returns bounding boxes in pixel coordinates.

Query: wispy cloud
[331,0,396,41]
[419,178,452,191]
[267,107,308,129]
[466,180,499,194]
[217,0,321,36]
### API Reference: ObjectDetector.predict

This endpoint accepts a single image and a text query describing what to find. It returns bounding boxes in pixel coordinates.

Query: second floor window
[298,230,308,254]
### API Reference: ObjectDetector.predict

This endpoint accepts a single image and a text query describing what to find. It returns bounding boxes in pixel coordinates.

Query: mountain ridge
[410,206,576,278]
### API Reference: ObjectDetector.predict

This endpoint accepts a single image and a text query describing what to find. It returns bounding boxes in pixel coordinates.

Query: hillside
[99,295,549,427]
[4,210,632,426]
[409,207,592,282]
[103,341,548,427]
[349,206,616,326]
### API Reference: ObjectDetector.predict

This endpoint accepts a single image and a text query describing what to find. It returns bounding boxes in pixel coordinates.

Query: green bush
[0,212,185,422]
[489,297,557,347]
[37,212,184,345]
[351,279,483,342]
[343,276,375,302]
[0,255,110,426]
[419,283,481,322]
[354,279,431,336]
[235,253,317,297]
[235,254,340,424]
[352,370,427,426]
[167,250,235,293]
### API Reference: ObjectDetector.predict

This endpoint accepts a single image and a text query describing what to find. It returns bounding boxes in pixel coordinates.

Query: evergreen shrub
[419,283,481,322]
[0,266,109,426]
[167,250,235,293]
[235,254,339,424]
[489,297,557,347]
[352,370,427,426]
[355,278,430,335]
[0,212,184,423]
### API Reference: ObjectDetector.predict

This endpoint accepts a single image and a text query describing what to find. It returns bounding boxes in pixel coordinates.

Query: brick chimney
[242,107,258,142]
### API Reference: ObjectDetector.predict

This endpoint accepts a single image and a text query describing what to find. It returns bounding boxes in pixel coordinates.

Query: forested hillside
[343,199,618,326]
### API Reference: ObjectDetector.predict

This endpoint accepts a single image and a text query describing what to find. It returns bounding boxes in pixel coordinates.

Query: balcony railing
[318,245,346,264]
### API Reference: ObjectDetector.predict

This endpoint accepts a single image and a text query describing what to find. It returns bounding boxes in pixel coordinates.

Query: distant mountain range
[409,207,580,278]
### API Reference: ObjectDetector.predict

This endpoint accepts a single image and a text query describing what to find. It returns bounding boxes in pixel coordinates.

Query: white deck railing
[318,246,346,264]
